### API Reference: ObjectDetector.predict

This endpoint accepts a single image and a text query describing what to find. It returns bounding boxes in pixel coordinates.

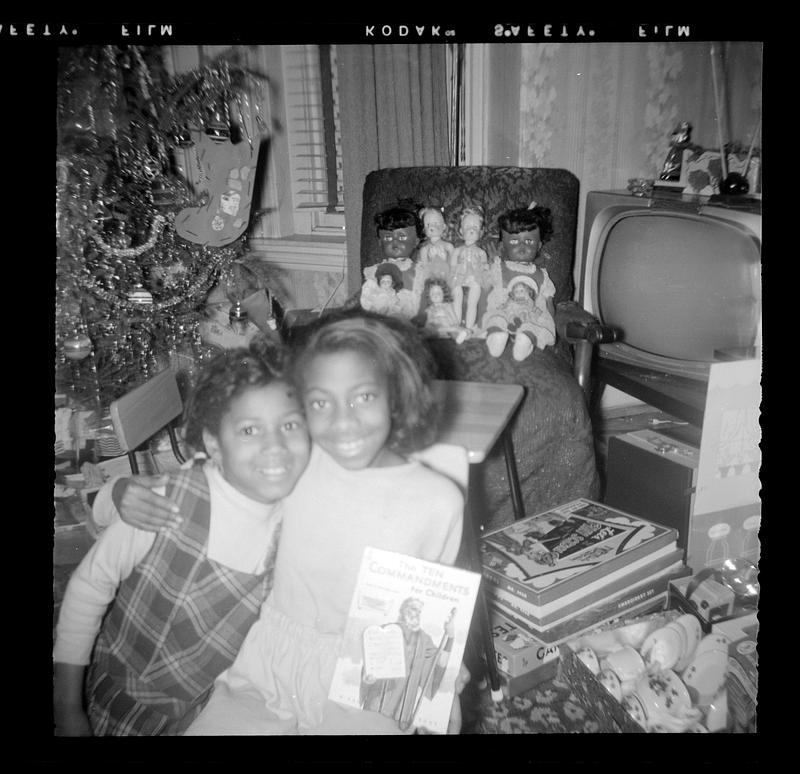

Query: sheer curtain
[337,44,451,293]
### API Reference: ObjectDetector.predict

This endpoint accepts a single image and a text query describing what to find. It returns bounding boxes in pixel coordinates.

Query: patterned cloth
[462,667,604,734]
[87,465,276,736]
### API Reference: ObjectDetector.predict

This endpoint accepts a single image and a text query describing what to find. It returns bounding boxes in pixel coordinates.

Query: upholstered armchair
[359,166,602,531]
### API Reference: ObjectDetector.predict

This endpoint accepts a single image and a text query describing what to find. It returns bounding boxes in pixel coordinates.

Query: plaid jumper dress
[86,463,278,735]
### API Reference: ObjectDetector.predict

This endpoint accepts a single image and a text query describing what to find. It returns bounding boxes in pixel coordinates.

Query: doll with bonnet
[484,201,557,342]
[482,275,556,361]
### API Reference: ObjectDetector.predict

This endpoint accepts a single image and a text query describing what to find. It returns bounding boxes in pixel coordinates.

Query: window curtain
[337,44,450,294]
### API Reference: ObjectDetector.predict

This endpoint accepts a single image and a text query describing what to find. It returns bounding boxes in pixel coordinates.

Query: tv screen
[580,191,761,379]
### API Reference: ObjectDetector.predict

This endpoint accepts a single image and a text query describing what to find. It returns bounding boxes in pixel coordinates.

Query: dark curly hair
[375,262,404,291]
[182,335,291,453]
[421,276,453,306]
[289,309,440,455]
[497,205,554,243]
[374,202,424,240]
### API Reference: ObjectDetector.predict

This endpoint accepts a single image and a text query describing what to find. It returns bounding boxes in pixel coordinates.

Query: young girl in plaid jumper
[110,312,467,734]
[53,339,311,736]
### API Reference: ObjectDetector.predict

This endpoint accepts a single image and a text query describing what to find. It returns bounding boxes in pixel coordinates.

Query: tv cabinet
[596,359,707,427]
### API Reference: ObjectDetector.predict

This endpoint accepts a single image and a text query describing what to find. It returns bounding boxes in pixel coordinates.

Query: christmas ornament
[127,284,154,305]
[174,125,194,148]
[174,134,259,248]
[205,101,231,143]
[63,334,93,361]
[228,299,249,335]
[719,172,750,196]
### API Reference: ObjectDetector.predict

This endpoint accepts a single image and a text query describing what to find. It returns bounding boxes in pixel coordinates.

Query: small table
[434,379,526,700]
[433,379,527,524]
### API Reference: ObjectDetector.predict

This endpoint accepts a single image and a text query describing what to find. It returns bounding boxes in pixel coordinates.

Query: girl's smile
[301,349,403,470]
[203,382,311,504]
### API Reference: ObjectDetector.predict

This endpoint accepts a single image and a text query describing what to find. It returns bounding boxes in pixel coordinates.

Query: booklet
[328,546,481,734]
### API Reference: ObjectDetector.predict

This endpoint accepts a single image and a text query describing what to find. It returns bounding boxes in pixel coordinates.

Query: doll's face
[378,274,395,291]
[460,214,483,245]
[378,226,419,260]
[511,283,535,302]
[428,284,445,304]
[501,228,541,263]
[423,211,445,241]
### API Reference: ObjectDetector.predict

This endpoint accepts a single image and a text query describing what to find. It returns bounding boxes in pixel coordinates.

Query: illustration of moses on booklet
[328,547,481,735]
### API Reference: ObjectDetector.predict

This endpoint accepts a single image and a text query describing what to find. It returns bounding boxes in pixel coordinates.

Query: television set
[578,189,762,381]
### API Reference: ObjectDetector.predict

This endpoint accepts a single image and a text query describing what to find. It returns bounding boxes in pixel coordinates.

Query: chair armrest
[555,301,620,400]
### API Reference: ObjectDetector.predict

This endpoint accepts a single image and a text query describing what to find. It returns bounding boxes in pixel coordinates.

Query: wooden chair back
[109,369,185,474]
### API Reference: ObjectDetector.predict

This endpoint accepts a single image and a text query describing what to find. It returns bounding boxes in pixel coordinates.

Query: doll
[415,277,469,344]
[414,206,453,292]
[364,204,422,288]
[449,206,492,330]
[483,276,556,361]
[360,261,418,319]
[485,203,557,339]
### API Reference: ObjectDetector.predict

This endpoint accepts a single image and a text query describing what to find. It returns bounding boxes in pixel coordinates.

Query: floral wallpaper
[514,42,762,286]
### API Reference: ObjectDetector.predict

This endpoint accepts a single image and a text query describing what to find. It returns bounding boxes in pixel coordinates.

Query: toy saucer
[673,614,703,672]
[682,648,728,706]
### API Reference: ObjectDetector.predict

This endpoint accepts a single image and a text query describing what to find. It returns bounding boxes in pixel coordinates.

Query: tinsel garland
[91,214,166,258]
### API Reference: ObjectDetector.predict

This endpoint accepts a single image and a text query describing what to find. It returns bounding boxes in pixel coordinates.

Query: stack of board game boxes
[482,499,691,697]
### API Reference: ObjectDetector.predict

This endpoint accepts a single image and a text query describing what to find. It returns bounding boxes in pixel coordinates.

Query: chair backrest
[360,166,580,306]
[109,369,183,453]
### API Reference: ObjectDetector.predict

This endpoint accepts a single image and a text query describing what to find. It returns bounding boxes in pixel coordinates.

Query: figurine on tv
[659,121,693,182]
[483,276,556,361]
[414,276,469,344]
[449,206,492,330]
[360,261,417,319]
[485,203,557,344]
[414,206,453,291]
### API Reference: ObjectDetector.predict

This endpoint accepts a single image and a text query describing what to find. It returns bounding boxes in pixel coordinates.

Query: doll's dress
[450,244,490,288]
[416,240,453,287]
[360,280,417,319]
[424,302,462,336]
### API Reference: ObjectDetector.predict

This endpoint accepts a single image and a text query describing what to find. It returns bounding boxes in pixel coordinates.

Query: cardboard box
[605,429,761,574]
[491,611,561,677]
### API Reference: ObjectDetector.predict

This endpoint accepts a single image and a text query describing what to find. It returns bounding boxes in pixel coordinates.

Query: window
[280,44,345,235]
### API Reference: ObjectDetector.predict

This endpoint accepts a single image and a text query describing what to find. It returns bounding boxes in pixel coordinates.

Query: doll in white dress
[414,206,453,292]
[415,277,469,344]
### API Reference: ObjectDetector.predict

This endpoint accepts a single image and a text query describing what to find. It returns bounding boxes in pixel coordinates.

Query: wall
[485,42,763,407]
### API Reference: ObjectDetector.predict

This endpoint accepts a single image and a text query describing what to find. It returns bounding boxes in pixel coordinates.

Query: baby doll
[485,203,557,339]
[449,206,492,330]
[483,276,556,361]
[414,277,469,344]
[364,204,422,286]
[414,206,454,291]
[361,262,418,319]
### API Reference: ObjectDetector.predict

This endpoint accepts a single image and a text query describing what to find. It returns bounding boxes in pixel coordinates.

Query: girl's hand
[117,476,181,532]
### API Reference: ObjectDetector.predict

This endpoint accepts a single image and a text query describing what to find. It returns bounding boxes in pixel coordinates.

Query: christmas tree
[55,44,277,421]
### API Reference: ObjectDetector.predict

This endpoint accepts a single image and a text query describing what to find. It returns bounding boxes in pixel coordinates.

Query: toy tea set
[572,611,732,733]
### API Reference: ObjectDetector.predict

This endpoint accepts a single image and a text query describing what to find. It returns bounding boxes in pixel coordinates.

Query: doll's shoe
[454,328,469,345]
[512,333,535,361]
[486,330,508,357]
